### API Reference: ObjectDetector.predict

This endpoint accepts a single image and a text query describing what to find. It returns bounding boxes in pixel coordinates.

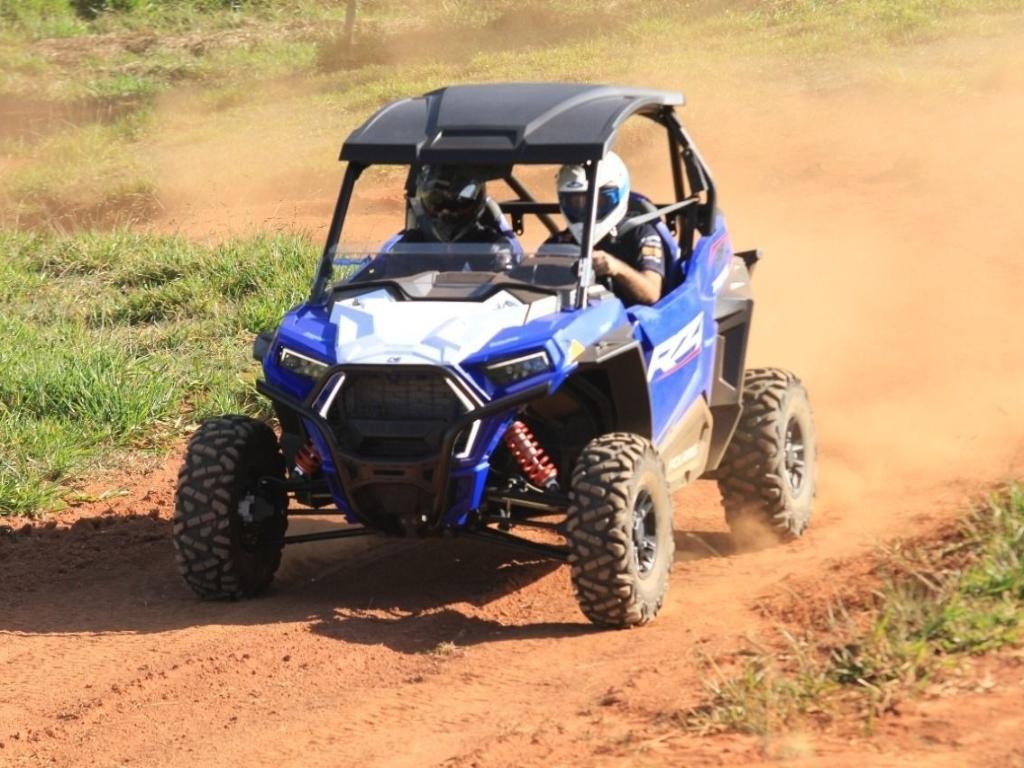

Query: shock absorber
[503,420,559,490]
[293,441,322,477]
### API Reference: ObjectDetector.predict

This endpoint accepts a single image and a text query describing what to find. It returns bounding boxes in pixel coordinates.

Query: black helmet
[414,165,487,241]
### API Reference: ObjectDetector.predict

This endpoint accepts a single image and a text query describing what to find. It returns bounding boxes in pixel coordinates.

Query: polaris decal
[647,314,703,382]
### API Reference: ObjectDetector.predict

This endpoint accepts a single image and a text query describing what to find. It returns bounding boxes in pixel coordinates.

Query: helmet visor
[559,185,622,225]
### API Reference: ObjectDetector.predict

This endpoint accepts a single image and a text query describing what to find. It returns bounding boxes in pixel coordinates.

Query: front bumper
[257,366,549,534]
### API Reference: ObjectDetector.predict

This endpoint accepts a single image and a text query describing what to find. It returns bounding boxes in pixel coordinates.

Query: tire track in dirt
[3,26,1024,768]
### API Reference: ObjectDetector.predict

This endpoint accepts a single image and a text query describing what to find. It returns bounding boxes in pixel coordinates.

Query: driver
[400,164,512,245]
[549,151,664,306]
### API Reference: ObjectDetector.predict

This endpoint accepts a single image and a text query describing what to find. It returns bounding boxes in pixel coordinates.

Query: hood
[329,289,559,366]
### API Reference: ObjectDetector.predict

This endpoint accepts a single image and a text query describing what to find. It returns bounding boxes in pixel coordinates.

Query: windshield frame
[308,108,715,308]
[308,161,600,309]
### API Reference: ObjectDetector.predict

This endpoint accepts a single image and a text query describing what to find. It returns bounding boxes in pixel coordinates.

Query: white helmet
[556,151,630,245]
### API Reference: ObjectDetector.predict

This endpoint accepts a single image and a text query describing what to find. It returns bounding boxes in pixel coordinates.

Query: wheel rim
[236,485,282,552]
[632,490,658,577]
[784,417,806,494]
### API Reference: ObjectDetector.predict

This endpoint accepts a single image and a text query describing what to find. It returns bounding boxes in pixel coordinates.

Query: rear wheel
[716,368,816,546]
[173,416,288,599]
[565,433,674,627]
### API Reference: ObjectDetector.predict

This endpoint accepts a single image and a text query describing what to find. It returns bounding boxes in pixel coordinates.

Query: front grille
[328,371,465,459]
[344,372,461,421]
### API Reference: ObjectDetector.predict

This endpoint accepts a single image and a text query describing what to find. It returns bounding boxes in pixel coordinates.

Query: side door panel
[629,217,733,462]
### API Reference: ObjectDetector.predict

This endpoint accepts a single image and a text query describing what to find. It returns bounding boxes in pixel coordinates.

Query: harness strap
[616,197,698,237]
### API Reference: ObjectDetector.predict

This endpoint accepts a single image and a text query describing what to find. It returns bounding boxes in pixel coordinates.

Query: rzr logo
[647,314,703,382]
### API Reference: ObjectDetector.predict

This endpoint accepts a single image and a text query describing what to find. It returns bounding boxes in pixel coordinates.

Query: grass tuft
[687,485,1024,736]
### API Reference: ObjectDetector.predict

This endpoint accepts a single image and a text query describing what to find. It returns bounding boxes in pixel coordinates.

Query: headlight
[278,347,330,379]
[484,351,551,386]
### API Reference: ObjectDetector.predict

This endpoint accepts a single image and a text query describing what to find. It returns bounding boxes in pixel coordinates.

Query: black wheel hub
[631,490,658,577]
[784,418,806,493]
[237,488,283,551]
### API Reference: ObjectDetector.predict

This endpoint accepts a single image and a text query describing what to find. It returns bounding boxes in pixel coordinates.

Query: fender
[575,324,653,439]
[702,255,755,474]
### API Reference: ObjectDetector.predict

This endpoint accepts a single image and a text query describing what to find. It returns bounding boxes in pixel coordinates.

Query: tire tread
[173,415,286,600]
[716,367,815,542]
[566,433,673,627]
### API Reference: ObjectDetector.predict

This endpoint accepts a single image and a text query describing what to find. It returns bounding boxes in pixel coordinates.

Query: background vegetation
[3,0,1022,229]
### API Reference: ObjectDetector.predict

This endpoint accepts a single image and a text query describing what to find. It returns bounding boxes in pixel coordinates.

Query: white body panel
[329,290,558,366]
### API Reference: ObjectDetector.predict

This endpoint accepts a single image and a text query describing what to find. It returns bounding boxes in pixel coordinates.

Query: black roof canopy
[340,83,684,166]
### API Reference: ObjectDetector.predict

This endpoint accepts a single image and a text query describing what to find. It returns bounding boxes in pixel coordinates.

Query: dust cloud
[150,26,1024,539]
[682,38,1024,535]
[146,78,342,241]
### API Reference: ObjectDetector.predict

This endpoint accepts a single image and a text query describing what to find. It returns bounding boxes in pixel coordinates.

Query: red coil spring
[294,442,322,476]
[503,420,559,490]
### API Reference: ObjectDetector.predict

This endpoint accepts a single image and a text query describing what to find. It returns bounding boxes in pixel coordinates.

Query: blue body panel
[262,304,334,402]
[632,214,731,446]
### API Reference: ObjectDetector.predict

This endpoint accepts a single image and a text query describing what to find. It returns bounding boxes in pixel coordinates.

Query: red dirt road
[3,29,1024,768]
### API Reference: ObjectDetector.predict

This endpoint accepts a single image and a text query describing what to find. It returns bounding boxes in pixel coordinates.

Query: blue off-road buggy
[173,84,816,627]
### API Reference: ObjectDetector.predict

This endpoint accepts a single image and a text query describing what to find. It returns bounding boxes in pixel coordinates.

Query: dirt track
[4,27,1024,768]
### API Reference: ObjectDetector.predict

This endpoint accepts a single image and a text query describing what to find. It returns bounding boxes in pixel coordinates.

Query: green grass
[2,1,330,40]
[687,485,1024,736]
[4,0,1021,101]
[0,229,316,516]
[0,0,87,39]
[779,0,1024,40]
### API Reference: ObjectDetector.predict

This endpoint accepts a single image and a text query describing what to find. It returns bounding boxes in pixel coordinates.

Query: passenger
[550,151,664,305]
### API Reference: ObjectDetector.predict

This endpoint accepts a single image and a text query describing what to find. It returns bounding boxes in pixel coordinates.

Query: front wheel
[173,415,288,599]
[716,368,816,546]
[565,433,674,627]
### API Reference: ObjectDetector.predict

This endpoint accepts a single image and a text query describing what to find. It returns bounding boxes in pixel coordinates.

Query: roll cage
[310,83,718,309]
